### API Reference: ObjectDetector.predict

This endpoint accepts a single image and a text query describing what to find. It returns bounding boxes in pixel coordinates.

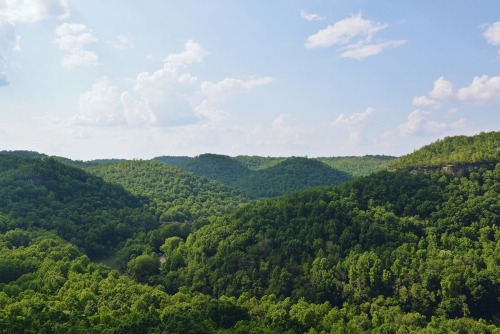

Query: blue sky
[0,0,499,160]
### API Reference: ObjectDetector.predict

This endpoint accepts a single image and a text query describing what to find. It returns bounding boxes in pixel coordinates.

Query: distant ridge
[232,157,352,198]
[389,131,500,170]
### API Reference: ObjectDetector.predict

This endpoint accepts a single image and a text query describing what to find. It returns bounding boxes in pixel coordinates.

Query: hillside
[84,160,247,225]
[390,131,500,169]
[174,153,253,185]
[0,155,152,258]
[155,154,353,199]
[233,157,352,198]
[1,134,500,332]
[153,155,191,167]
[317,155,396,177]
[161,163,500,330]
[234,155,286,170]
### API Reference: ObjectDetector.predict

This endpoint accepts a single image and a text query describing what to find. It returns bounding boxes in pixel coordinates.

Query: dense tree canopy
[390,131,500,169]
[84,160,247,224]
[0,155,153,258]
[1,132,499,332]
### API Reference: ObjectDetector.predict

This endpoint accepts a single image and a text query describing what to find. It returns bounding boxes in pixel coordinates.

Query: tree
[127,253,160,283]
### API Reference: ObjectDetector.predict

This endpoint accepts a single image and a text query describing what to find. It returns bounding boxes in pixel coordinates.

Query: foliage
[390,131,500,169]
[0,155,153,258]
[172,153,253,185]
[160,163,500,329]
[317,155,396,177]
[1,133,500,332]
[231,157,351,198]
[84,160,247,224]
[234,156,287,170]
[160,154,352,199]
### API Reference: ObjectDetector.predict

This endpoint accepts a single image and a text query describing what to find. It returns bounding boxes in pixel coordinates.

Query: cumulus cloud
[164,39,208,65]
[383,110,465,141]
[305,13,406,59]
[412,95,440,109]
[72,40,273,128]
[122,39,273,127]
[429,76,454,100]
[73,77,125,126]
[300,10,325,22]
[0,0,70,23]
[415,74,500,107]
[121,40,208,126]
[456,75,500,103]
[483,21,500,54]
[54,22,99,68]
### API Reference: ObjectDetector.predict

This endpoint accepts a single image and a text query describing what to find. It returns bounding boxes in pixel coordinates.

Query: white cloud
[305,13,386,48]
[0,0,70,23]
[339,39,406,60]
[300,10,325,22]
[71,40,273,129]
[456,75,500,103]
[73,77,125,126]
[305,13,406,59]
[412,95,440,109]
[54,22,99,68]
[429,76,454,100]
[122,40,208,126]
[163,39,208,65]
[483,21,500,46]
[107,34,134,49]
[388,109,465,138]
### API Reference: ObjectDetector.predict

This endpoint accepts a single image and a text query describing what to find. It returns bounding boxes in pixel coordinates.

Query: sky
[0,0,499,160]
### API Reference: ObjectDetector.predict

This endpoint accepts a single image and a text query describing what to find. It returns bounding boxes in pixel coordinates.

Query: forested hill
[155,154,353,199]
[84,160,247,225]
[1,136,500,332]
[160,163,500,331]
[157,154,395,178]
[0,155,153,258]
[317,155,396,177]
[231,157,352,198]
[390,131,500,169]
[171,153,253,185]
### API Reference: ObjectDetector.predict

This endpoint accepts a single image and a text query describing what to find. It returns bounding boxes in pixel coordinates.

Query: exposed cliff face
[403,163,496,177]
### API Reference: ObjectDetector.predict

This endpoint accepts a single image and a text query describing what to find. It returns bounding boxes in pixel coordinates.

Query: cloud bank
[73,40,273,128]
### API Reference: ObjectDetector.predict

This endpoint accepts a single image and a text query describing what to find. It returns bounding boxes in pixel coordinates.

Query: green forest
[0,131,499,333]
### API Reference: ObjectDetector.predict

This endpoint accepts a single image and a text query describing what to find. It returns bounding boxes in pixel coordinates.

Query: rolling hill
[389,131,500,169]
[232,157,352,198]
[84,160,248,224]
[156,154,353,198]
[1,132,499,332]
[0,155,152,258]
